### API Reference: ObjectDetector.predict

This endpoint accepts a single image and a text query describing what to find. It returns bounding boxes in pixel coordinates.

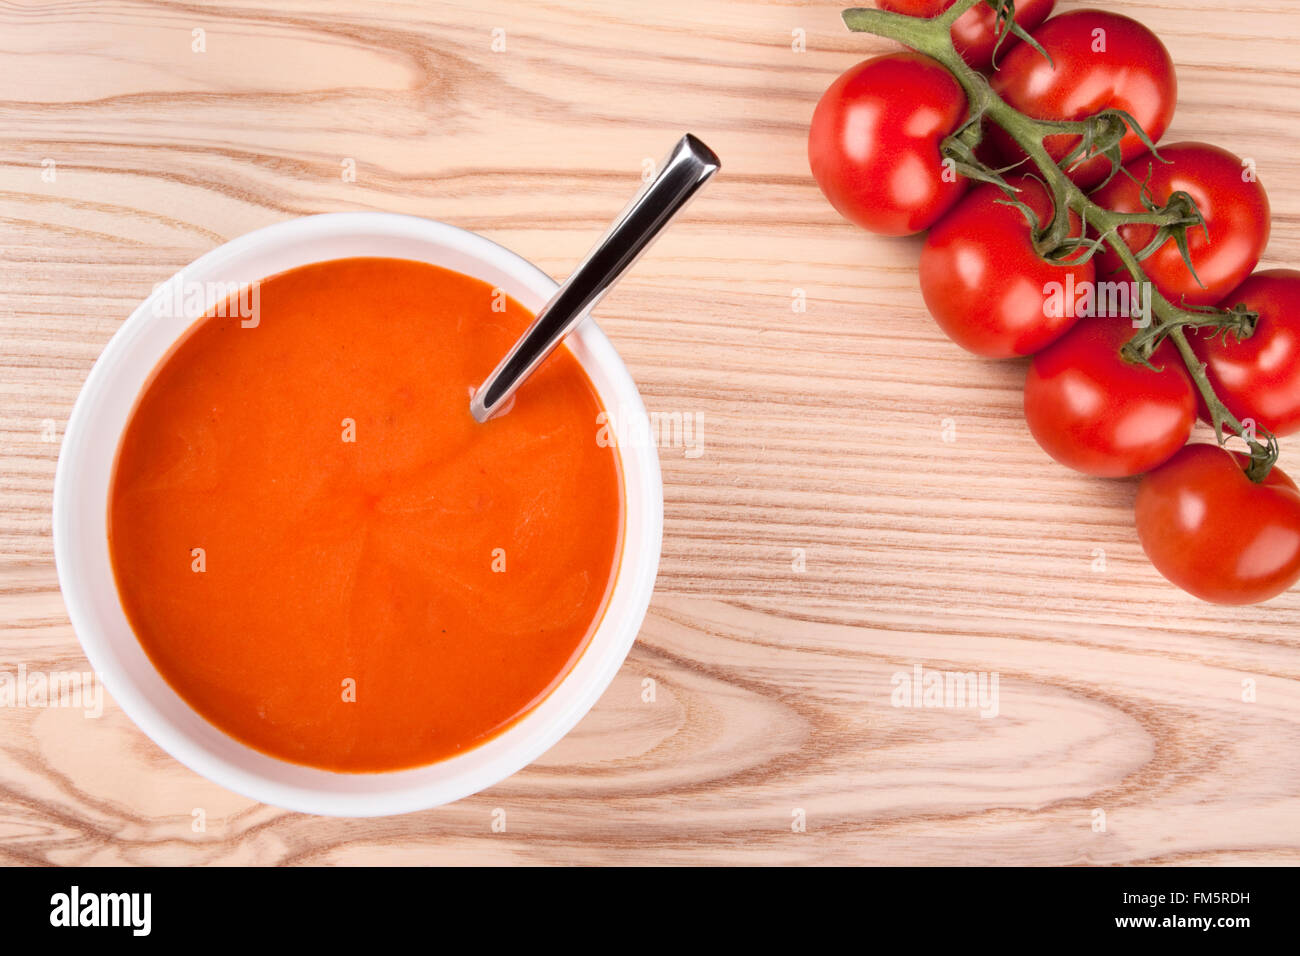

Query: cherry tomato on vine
[1023,317,1196,477]
[1135,444,1300,604]
[809,53,969,236]
[989,10,1177,190]
[920,176,1092,357]
[1189,270,1300,437]
[1091,142,1270,309]
[876,0,1056,72]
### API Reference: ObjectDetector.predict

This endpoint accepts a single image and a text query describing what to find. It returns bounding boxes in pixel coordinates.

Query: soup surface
[108,257,623,772]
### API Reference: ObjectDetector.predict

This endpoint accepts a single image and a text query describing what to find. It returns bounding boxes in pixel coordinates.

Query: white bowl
[53,213,663,816]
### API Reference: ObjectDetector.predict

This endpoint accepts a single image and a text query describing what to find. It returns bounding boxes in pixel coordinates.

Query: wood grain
[4,0,1300,865]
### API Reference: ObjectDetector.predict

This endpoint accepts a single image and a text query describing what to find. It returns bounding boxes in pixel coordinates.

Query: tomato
[1024,317,1195,477]
[809,53,969,236]
[920,176,1091,356]
[989,10,1177,189]
[876,0,1056,72]
[1135,444,1300,604]
[1188,270,1300,437]
[1091,143,1270,309]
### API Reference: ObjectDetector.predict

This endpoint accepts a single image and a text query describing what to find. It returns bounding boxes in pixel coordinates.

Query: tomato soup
[108,257,623,772]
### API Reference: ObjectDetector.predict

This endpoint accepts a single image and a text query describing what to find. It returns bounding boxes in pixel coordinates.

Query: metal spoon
[470,134,721,423]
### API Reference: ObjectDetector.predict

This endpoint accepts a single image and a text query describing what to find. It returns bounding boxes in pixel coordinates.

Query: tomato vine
[841,0,1280,480]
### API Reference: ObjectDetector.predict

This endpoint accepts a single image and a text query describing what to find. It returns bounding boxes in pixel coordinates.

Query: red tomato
[1091,143,1270,308]
[809,53,969,236]
[1135,444,1300,604]
[1024,317,1196,477]
[990,10,1177,189]
[1190,270,1300,437]
[920,177,1092,356]
[876,0,1056,72]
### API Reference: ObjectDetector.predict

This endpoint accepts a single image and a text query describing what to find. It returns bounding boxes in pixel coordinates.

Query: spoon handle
[471,134,721,423]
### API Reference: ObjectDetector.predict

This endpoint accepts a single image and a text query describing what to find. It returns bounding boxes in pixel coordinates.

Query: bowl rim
[52,212,663,816]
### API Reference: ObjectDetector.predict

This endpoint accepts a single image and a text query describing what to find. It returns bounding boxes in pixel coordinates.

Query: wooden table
[3,0,1299,865]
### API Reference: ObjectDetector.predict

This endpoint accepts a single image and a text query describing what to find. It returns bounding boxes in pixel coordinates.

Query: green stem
[842,2,1277,479]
